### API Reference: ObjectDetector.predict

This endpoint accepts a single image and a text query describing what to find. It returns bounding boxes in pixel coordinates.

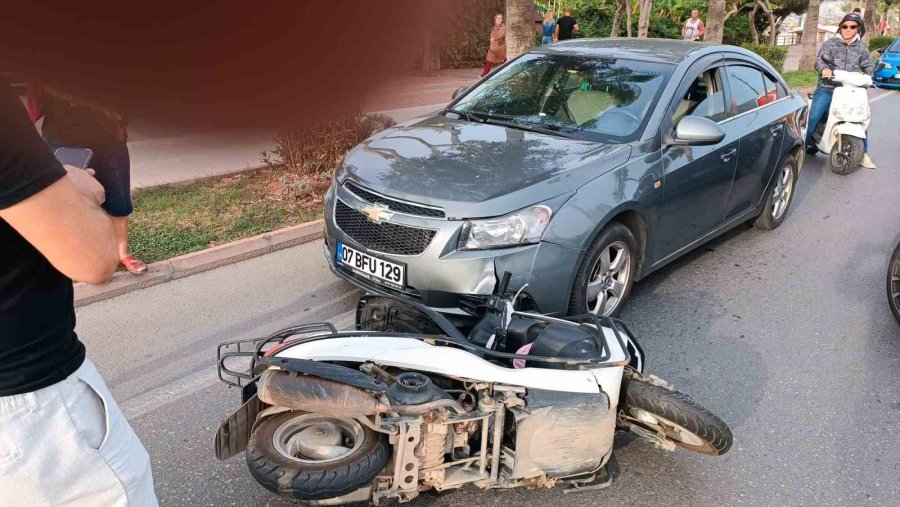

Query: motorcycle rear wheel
[829,135,864,175]
[619,378,733,456]
[246,411,389,500]
[888,241,900,324]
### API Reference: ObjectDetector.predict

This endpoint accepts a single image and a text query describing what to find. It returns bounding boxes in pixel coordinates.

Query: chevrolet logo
[361,204,394,224]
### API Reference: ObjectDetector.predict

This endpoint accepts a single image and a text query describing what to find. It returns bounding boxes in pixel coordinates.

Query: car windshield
[889,38,900,53]
[451,53,673,142]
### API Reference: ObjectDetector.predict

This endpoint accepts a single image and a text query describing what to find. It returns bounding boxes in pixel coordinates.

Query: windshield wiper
[445,108,485,123]
[481,116,580,139]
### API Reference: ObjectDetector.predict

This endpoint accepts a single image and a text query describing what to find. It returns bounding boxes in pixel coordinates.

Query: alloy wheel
[771,164,795,220]
[586,241,631,316]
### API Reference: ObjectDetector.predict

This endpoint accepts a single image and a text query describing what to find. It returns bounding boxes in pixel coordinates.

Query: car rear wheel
[568,222,637,317]
[754,154,798,230]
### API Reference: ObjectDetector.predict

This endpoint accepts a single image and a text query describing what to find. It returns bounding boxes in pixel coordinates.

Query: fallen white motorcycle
[215,274,732,505]
[807,54,873,175]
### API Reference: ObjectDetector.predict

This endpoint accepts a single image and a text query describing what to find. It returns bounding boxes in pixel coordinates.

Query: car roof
[532,38,723,64]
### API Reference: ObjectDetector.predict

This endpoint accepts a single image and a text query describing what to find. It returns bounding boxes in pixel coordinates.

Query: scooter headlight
[830,107,843,120]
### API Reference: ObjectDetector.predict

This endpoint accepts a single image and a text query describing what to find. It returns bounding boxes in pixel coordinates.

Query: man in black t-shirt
[0,79,157,505]
[555,9,580,41]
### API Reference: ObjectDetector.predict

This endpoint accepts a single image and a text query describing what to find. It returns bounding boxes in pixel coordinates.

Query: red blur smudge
[2,1,456,128]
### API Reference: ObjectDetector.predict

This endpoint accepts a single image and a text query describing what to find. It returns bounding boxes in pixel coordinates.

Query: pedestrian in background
[481,13,507,77]
[1,78,158,506]
[555,9,579,41]
[683,9,706,41]
[542,10,557,45]
[27,82,147,274]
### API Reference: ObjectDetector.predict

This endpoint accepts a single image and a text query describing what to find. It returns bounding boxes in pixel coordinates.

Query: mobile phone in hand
[54,147,94,169]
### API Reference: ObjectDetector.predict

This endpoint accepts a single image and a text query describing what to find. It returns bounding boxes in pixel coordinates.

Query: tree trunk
[799,0,821,70]
[626,0,633,37]
[612,0,625,37]
[762,1,777,49]
[749,4,760,45]
[506,0,535,60]
[862,0,876,44]
[706,0,726,43]
[637,0,653,38]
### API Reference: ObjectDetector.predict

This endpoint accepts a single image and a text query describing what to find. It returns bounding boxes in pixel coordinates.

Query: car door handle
[770,124,784,136]
[720,148,737,162]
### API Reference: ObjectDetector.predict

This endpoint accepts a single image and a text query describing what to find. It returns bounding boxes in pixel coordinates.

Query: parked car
[324,39,808,317]
[874,36,900,89]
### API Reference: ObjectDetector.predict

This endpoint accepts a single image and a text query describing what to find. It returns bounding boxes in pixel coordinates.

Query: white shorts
[0,359,158,506]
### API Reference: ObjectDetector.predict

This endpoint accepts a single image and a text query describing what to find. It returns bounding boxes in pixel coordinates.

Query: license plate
[336,242,406,290]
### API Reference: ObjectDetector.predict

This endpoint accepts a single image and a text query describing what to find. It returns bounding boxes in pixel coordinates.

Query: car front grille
[344,181,445,218]
[335,200,437,256]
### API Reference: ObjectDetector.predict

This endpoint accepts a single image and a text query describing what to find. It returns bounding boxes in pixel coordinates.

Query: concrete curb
[74,219,324,308]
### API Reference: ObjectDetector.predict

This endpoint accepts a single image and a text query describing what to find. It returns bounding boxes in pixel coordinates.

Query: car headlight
[459,205,553,250]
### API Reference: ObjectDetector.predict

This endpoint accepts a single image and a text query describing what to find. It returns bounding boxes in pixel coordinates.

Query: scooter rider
[804,12,877,169]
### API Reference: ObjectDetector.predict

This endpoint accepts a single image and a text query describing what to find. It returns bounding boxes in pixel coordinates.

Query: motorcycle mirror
[452,86,468,100]
[821,53,835,67]
[496,272,512,296]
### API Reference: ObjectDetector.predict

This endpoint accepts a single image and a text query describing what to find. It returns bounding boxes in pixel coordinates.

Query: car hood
[338,115,631,218]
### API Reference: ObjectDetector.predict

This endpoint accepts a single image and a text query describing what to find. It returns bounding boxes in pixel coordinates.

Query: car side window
[724,65,767,115]
[671,68,728,126]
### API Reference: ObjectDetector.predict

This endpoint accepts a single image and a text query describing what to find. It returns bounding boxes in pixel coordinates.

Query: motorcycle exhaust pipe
[257,369,467,416]
[257,369,390,417]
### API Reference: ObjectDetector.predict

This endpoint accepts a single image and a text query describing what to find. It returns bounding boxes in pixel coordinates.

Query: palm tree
[505,0,535,60]
[799,0,820,71]
[706,0,727,43]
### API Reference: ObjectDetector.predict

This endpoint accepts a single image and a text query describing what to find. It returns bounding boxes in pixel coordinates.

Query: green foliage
[869,35,895,52]
[741,44,788,72]
[724,15,752,46]
[576,3,684,39]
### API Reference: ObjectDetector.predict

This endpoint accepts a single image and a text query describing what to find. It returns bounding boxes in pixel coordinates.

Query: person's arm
[859,45,875,74]
[573,22,580,32]
[555,23,560,39]
[0,169,118,284]
[0,81,118,284]
[815,42,832,76]
[697,20,706,37]
[683,20,688,37]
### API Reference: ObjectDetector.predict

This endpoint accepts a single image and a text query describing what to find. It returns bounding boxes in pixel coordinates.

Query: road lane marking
[121,308,357,421]
[870,90,897,104]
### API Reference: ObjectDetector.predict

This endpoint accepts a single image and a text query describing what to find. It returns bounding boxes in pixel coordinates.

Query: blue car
[874,36,900,89]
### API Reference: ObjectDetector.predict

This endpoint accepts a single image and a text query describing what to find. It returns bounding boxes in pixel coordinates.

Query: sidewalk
[128,68,482,189]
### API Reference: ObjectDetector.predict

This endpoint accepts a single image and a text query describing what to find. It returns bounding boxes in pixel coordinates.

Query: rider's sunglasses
[840,24,859,30]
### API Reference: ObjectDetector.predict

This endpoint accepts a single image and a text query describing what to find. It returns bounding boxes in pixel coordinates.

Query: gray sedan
[323,39,808,317]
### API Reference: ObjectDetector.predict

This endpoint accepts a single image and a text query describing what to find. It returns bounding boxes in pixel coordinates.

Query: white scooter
[215,273,733,505]
[807,54,873,175]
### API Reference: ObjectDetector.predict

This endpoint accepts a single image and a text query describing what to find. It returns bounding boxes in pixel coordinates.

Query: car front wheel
[568,221,638,317]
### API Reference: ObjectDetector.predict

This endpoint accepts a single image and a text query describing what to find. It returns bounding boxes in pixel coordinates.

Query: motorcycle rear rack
[216,322,338,389]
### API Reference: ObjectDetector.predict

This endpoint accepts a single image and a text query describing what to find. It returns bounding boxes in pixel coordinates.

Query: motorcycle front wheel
[618,377,733,456]
[888,241,900,324]
[829,135,865,175]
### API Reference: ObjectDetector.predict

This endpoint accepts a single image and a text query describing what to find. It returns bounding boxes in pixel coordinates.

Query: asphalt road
[76,88,900,506]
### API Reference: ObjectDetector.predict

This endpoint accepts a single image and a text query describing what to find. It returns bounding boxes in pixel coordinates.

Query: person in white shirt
[683,9,705,41]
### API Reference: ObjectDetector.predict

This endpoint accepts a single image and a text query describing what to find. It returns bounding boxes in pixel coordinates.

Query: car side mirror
[671,116,726,146]
[877,48,886,55]
[452,86,468,100]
